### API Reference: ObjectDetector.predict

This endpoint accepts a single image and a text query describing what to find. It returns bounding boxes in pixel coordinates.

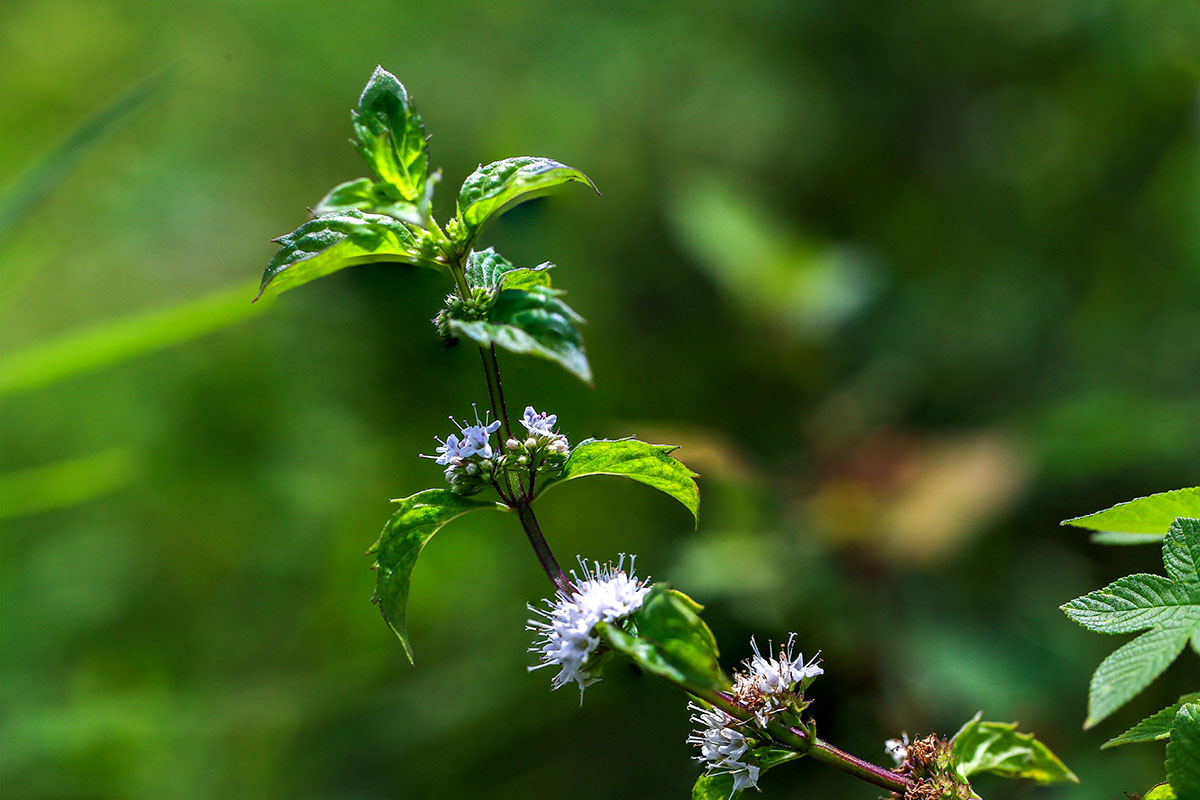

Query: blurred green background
[3,1,1199,797]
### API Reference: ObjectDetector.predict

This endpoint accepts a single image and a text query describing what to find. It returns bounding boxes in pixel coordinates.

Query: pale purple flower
[521,406,559,438]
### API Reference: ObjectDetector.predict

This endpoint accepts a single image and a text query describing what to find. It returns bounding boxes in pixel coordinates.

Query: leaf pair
[371,439,699,661]
[1061,518,1200,728]
[256,67,597,307]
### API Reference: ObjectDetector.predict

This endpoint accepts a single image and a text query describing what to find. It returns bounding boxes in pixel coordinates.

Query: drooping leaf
[537,438,699,524]
[455,156,598,240]
[446,286,590,383]
[1103,694,1200,749]
[950,716,1078,784]
[369,489,503,663]
[351,66,429,203]
[463,247,552,292]
[1062,518,1200,727]
[597,585,726,692]
[1063,488,1200,542]
[1166,703,1200,798]
[256,209,443,301]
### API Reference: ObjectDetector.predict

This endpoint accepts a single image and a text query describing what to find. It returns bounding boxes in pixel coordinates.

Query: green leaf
[1145,783,1177,800]
[455,156,598,239]
[446,286,591,383]
[691,773,738,800]
[1103,694,1200,749]
[463,247,552,292]
[315,173,441,227]
[1166,703,1200,798]
[537,438,700,525]
[691,748,801,800]
[597,584,726,692]
[256,209,443,301]
[1062,518,1200,726]
[351,66,429,203]
[1085,626,1192,729]
[950,716,1078,784]
[369,489,503,663]
[1063,488,1200,540]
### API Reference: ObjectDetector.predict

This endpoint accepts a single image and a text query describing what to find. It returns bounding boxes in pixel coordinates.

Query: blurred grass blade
[0,447,139,519]
[0,66,173,241]
[0,282,266,396]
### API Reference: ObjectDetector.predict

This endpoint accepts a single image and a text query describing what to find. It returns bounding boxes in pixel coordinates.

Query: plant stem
[808,737,908,793]
[516,502,572,594]
[479,345,514,445]
[694,688,910,794]
[449,253,569,593]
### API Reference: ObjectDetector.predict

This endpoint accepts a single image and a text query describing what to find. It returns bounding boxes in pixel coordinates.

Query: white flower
[687,702,761,796]
[884,733,909,766]
[729,633,823,726]
[526,555,649,697]
[521,406,559,438]
[741,634,823,695]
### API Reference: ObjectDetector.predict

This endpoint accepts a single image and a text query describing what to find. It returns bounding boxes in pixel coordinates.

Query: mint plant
[256,66,1078,799]
[1062,488,1200,799]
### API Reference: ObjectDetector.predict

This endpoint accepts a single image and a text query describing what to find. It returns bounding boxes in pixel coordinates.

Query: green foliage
[1062,518,1200,727]
[1166,703,1200,798]
[0,447,138,519]
[597,585,726,692]
[454,156,597,242]
[255,209,443,301]
[464,247,552,292]
[446,287,591,384]
[0,66,171,240]
[1063,488,1200,544]
[0,283,265,396]
[537,438,700,524]
[351,66,431,210]
[950,715,1078,784]
[368,489,504,663]
[1103,693,1200,749]
[691,749,801,800]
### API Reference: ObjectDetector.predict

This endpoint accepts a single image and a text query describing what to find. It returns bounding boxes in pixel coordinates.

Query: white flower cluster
[733,634,823,725]
[526,555,649,697]
[686,704,760,795]
[688,634,823,794]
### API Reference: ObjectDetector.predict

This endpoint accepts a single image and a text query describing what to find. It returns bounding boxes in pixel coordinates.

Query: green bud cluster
[496,432,569,479]
[443,454,494,496]
[434,286,496,339]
